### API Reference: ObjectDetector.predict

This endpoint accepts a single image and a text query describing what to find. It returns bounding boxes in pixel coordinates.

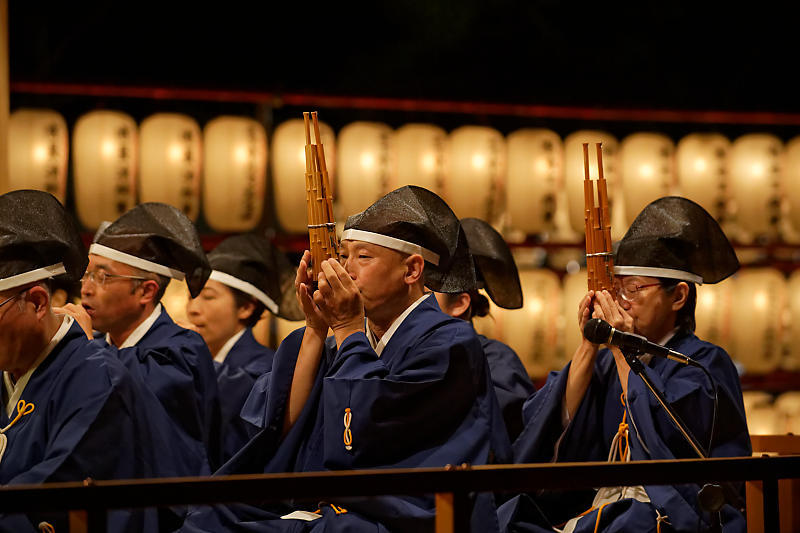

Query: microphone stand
[621,347,728,533]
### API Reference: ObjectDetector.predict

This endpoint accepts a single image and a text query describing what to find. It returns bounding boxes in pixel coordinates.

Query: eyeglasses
[81,270,149,287]
[613,280,662,303]
[0,288,29,311]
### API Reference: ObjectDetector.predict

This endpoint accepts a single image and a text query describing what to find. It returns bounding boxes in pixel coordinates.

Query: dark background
[8,2,800,138]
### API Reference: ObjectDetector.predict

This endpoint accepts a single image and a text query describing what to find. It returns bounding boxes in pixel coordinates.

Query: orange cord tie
[38,523,55,533]
[592,502,613,533]
[343,408,353,451]
[656,510,671,533]
[0,400,36,464]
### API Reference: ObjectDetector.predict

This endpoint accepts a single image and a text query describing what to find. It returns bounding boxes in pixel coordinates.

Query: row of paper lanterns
[743,391,800,435]
[160,266,796,379]
[9,107,800,241]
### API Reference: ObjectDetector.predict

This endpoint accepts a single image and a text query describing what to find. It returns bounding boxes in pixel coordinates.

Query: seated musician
[187,233,303,461]
[181,185,511,533]
[499,197,750,533]
[435,217,535,441]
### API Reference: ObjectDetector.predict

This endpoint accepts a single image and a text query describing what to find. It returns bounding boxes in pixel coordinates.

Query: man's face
[337,240,409,317]
[0,287,36,373]
[614,275,676,341]
[80,255,146,334]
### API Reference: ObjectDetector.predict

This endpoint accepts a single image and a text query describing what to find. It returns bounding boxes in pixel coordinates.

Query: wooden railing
[1,456,798,532]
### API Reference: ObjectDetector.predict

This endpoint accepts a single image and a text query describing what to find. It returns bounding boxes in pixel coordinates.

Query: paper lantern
[730,268,785,374]
[620,133,675,223]
[139,113,202,221]
[694,279,735,350]
[506,128,562,234]
[72,110,138,230]
[775,392,800,434]
[8,108,68,202]
[781,136,800,236]
[203,116,267,232]
[445,126,506,221]
[390,123,447,194]
[782,270,800,371]
[564,131,625,240]
[160,278,191,328]
[728,133,782,241]
[498,269,561,379]
[675,133,729,219]
[560,270,590,369]
[272,118,336,233]
[337,121,393,219]
[747,405,782,435]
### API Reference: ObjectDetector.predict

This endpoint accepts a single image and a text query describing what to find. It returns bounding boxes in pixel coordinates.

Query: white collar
[107,304,162,349]
[214,327,247,364]
[4,316,74,417]
[366,293,431,357]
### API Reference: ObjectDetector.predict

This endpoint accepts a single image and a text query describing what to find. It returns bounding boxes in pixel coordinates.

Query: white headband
[341,229,440,266]
[89,243,186,280]
[0,263,67,292]
[209,270,279,315]
[614,265,703,285]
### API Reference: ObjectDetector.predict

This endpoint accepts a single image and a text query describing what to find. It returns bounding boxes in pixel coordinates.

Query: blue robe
[480,334,535,442]
[181,295,512,533]
[216,328,275,461]
[499,331,751,533]
[0,322,203,532]
[100,308,222,471]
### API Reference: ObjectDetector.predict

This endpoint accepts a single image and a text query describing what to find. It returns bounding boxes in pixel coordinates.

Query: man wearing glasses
[501,197,750,533]
[66,202,222,474]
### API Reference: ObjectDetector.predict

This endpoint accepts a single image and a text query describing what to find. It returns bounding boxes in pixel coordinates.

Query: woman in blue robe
[500,197,750,533]
[180,186,511,532]
[187,233,303,461]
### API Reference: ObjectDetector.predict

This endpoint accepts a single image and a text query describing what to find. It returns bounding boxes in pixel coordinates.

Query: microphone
[583,318,700,367]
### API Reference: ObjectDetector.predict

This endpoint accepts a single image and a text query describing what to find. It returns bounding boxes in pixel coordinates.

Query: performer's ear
[403,254,425,285]
[671,282,689,312]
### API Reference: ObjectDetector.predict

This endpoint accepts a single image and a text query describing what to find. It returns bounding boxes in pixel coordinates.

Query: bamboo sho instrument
[583,142,615,294]
[304,111,339,281]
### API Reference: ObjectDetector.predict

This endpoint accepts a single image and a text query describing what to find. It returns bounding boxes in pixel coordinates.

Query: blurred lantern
[203,116,267,232]
[251,313,273,348]
[161,278,191,328]
[728,133,782,242]
[272,118,336,233]
[675,133,729,220]
[730,268,785,374]
[72,110,138,230]
[694,279,735,350]
[782,136,800,237]
[8,108,68,202]
[564,131,625,240]
[445,126,506,221]
[139,113,202,221]
[783,270,800,371]
[775,392,800,434]
[746,405,782,435]
[390,123,446,194]
[337,121,393,218]
[560,269,588,369]
[498,269,561,379]
[620,133,675,223]
[506,128,562,235]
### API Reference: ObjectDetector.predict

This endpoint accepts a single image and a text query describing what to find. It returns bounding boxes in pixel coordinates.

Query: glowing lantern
[728,133,782,241]
[506,128,562,234]
[782,270,800,371]
[272,118,336,233]
[694,280,735,350]
[730,268,785,374]
[390,123,447,194]
[445,126,506,221]
[139,113,201,221]
[499,269,561,379]
[564,131,625,240]
[8,108,68,202]
[781,136,800,237]
[72,110,138,229]
[161,279,191,328]
[203,116,267,232]
[560,269,589,368]
[620,133,675,222]
[675,133,729,219]
[337,121,393,218]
